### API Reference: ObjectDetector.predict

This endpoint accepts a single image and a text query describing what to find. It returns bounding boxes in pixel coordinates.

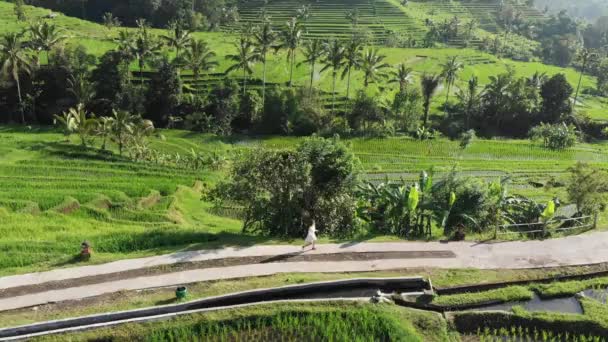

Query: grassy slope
[2,126,608,275]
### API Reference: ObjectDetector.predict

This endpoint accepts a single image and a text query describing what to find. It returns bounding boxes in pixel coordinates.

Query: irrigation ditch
[2,271,608,340]
[0,277,430,341]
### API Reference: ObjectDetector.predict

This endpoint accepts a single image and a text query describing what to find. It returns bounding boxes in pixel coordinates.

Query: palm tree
[134,19,163,85]
[299,39,324,91]
[253,21,277,106]
[465,19,477,42]
[116,30,134,54]
[102,12,121,32]
[182,39,218,86]
[53,111,76,141]
[573,48,597,111]
[162,22,192,62]
[71,104,98,147]
[440,56,463,114]
[320,39,345,113]
[420,73,441,128]
[526,71,547,108]
[456,76,482,130]
[226,36,258,95]
[0,32,35,124]
[341,37,363,98]
[97,116,112,150]
[29,22,67,65]
[277,17,302,87]
[388,63,413,93]
[109,109,136,156]
[68,74,95,106]
[360,48,390,88]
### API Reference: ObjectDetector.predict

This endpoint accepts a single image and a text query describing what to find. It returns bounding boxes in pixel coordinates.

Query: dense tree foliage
[211,137,359,237]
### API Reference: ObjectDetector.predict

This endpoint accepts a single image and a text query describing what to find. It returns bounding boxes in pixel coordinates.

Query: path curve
[0,232,607,312]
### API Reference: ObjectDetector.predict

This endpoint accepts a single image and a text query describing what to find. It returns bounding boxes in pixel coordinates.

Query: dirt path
[0,232,607,312]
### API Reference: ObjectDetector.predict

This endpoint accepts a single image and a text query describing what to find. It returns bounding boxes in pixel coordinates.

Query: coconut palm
[465,20,476,40]
[53,110,76,141]
[456,76,482,130]
[276,17,302,87]
[29,22,67,64]
[60,104,98,147]
[68,74,95,106]
[440,56,463,114]
[109,109,137,156]
[360,48,390,88]
[102,12,121,32]
[253,20,277,106]
[573,48,597,111]
[526,71,547,108]
[299,39,324,91]
[115,30,135,57]
[226,36,258,95]
[388,63,413,92]
[341,37,363,98]
[162,22,192,61]
[0,32,35,123]
[420,73,441,128]
[182,39,218,86]
[320,39,345,113]
[97,116,112,150]
[133,19,163,85]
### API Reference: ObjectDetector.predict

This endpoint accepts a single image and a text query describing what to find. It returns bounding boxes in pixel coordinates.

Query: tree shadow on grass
[26,141,129,163]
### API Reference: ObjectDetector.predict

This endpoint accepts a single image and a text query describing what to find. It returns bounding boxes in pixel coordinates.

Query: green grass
[431,286,535,307]
[33,302,450,342]
[533,276,608,298]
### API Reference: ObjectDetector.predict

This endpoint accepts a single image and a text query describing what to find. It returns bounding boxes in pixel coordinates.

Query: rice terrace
[1,0,608,340]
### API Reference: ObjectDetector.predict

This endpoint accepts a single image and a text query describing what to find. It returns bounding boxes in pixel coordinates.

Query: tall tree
[456,76,482,130]
[277,17,302,87]
[29,22,67,65]
[420,73,441,128]
[133,19,163,86]
[226,36,258,95]
[0,32,35,124]
[360,48,389,88]
[253,20,277,106]
[573,48,597,112]
[320,39,345,114]
[341,37,363,98]
[109,109,136,156]
[440,56,464,114]
[299,39,324,91]
[182,39,218,85]
[102,12,121,32]
[388,63,413,92]
[162,21,192,62]
[14,0,26,21]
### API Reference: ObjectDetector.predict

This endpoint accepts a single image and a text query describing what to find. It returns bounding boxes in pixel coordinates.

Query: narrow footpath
[0,232,607,312]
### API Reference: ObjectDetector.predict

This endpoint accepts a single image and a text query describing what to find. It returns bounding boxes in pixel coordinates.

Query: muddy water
[473,293,583,314]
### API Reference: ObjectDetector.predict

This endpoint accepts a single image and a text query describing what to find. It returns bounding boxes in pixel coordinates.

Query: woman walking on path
[302,220,318,251]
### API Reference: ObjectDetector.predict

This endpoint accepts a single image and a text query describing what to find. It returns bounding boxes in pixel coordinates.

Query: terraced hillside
[0,127,243,275]
[230,0,425,44]
[229,0,546,45]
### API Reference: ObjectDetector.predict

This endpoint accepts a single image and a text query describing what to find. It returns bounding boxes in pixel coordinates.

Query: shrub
[567,162,608,215]
[530,122,578,150]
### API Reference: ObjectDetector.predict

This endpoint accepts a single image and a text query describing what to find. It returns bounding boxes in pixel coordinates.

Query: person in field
[302,220,318,251]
